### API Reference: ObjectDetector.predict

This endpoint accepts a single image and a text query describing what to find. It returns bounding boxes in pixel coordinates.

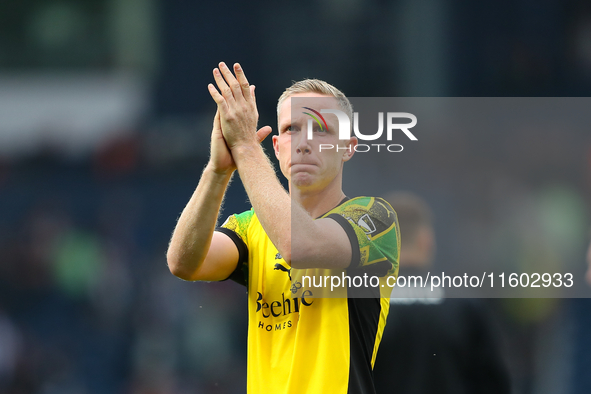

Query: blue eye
[284,125,300,134]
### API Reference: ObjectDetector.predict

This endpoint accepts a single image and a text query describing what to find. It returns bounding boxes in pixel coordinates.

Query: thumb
[250,85,256,102]
[255,125,273,143]
[213,109,221,130]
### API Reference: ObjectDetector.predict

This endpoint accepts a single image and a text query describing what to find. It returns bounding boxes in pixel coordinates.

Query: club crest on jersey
[358,214,377,234]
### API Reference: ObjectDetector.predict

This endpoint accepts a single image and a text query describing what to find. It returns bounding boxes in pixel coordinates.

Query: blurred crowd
[0,152,251,393]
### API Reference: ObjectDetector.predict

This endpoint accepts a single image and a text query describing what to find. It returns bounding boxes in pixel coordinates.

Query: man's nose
[294,129,311,154]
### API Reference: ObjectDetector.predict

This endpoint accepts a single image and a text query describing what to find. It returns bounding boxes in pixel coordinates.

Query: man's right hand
[209,109,236,175]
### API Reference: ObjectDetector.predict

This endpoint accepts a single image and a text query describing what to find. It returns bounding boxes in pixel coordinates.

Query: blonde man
[167,63,399,394]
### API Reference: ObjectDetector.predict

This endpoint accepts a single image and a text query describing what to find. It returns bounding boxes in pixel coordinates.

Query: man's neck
[290,178,346,218]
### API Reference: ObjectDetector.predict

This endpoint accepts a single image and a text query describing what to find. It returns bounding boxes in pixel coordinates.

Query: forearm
[167,164,233,279]
[232,145,295,261]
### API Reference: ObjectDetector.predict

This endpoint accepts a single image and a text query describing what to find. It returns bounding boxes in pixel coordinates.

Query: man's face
[273,93,356,192]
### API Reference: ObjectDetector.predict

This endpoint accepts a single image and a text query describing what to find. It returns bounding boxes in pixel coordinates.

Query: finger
[208,83,227,109]
[250,85,256,102]
[218,62,243,101]
[234,63,251,102]
[255,125,273,143]
[213,67,234,102]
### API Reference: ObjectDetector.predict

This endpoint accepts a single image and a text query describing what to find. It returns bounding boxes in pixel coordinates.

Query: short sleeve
[326,197,399,277]
[216,209,254,286]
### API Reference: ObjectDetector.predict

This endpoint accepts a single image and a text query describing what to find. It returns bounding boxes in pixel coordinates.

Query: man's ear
[272,135,280,159]
[342,137,358,161]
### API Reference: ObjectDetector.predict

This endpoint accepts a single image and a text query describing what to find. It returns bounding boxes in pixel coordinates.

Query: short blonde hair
[277,79,353,121]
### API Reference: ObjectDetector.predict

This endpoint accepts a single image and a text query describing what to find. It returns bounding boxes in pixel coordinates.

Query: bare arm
[167,165,238,281]
[167,108,271,281]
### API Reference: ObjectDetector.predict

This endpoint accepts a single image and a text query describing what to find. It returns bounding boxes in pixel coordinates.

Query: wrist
[204,163,234,182]
[231,143,263,160]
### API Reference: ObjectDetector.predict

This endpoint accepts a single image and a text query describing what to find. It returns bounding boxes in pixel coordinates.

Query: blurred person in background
[586,237,591,286]
[373,192,511,394]
[167,63,399,394]
[0,306,21,390]
[571,234,591,394]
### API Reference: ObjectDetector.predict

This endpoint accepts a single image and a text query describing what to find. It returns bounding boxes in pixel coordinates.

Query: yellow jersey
[217,196,400,394]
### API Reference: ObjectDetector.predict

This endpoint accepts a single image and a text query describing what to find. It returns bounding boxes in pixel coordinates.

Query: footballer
[167,62,399,394]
